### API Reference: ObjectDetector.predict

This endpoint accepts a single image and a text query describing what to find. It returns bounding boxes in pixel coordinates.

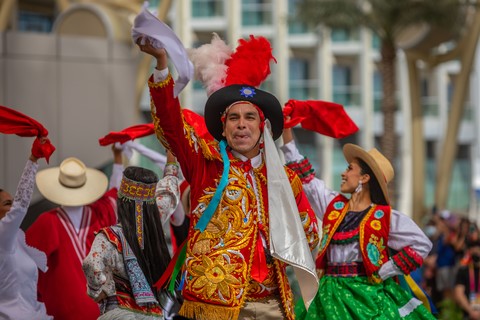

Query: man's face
[0,190,13,220]
[222,102,262,159]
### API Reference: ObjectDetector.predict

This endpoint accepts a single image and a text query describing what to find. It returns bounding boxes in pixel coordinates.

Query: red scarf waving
[0,106,55,163]
[283,99,358,139]
[99,109,215,146]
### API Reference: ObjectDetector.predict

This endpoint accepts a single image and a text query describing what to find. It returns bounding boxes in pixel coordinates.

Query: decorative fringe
[179,300,240,320]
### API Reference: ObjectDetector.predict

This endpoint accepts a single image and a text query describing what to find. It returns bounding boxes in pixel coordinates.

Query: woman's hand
[30,136,48,163]
[94,290,107,303]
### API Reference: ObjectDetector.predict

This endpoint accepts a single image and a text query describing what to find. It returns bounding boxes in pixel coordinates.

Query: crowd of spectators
[421,209,480,319]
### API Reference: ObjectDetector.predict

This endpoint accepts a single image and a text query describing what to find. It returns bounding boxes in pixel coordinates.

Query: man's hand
[136,36,168,70]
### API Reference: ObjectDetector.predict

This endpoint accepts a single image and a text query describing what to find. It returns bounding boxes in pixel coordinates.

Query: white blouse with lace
[0,160,52,320]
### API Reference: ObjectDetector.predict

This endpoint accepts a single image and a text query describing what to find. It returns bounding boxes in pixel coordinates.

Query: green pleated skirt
[295,276,436,320]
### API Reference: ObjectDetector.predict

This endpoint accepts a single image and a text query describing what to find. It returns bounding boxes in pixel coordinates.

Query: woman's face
[340,160,366,194]
[0,190,13,220]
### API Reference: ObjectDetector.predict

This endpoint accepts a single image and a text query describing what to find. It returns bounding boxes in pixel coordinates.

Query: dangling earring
[355,181,363,193]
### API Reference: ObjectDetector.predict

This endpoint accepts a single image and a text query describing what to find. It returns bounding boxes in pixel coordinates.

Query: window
[242,0,272,26]
[192,0,224,18]
[289,58,317,100]
[18,11,53,32]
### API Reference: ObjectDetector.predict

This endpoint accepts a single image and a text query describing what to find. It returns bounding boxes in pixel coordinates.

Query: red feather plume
[224,35,276,87]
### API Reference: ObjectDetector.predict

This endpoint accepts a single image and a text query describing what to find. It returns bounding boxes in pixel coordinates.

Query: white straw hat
[36,157,108,206]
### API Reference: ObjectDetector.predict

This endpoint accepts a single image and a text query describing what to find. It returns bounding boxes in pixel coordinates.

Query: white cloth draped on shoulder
[263,120,319,308]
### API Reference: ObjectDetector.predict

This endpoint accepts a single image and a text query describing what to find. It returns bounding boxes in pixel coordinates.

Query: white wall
[0,31,140,201]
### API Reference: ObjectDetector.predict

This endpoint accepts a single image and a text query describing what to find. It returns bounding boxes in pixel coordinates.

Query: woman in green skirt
[281,128,435,319]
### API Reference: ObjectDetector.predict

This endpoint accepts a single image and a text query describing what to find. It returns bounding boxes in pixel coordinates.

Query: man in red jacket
[26,147,123,320]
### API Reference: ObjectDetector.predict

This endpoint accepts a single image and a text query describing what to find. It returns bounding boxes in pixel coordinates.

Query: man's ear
[222,131,226,137]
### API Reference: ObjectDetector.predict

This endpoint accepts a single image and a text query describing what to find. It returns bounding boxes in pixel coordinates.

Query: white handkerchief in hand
[132,3,194,97]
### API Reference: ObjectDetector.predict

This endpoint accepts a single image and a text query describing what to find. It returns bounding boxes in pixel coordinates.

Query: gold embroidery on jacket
[185,166,258,306]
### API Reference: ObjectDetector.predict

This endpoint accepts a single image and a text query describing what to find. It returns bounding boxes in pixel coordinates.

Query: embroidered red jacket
[148,74,318,320]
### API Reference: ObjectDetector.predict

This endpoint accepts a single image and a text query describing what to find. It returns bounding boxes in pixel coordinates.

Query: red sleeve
[25,211,60,260]
[148,74,210,184]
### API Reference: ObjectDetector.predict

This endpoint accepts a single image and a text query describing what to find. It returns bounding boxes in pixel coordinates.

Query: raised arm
[137,37,206,184]
[280,128,337,220]
[155,150,181,226]
[0,137,48,251]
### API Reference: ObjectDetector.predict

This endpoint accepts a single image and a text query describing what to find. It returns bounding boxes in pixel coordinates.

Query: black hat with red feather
[189,34,283,141]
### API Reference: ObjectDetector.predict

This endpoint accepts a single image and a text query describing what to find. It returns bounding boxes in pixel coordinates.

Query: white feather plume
[187,33,232,96]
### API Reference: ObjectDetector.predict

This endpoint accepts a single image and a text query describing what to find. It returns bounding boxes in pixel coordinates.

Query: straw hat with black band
[36,157,108,206]
[342,143,394,204]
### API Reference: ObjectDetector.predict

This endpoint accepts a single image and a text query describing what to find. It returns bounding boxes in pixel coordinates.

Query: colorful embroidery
[370,220,381,231]
[334,201,345,210]
[328,210,341,220]
[240,87,256,98]
[392,246,424,275]
[367,234,386,267]
[191,255,242,300]
[285,157,315,184]
[319,225,331,251]
[374,209,384,219]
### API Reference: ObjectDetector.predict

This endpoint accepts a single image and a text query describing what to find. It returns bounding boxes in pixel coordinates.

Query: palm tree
[295,0,470,218]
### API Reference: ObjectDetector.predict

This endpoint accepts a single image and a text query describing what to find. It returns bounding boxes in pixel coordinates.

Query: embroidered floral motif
[367,234,386,267]
[239,87,256,98]
[191,255,242,300]
[333,201,345,210]
[319,225,331,250]
[374,210,384,219]
[328,210,340,220]
[370,220,381,231]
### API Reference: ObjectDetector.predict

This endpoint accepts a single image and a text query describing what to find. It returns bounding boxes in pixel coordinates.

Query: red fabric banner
[283,99,358,139]
[0,105,55,163]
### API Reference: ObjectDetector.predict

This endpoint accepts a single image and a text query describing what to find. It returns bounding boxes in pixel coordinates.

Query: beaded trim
[118,177,156,203]
[392,246,423,275]
[285,157,315,183]
[118,177,156,249]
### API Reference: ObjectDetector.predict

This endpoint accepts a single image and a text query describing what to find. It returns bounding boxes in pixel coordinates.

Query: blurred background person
[454,239,480,320]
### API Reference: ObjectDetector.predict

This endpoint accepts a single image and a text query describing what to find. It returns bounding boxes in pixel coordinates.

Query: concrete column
[317,27,333,186]
[398,51,413,217]
[273,0,288,104]
[176,0,192,108]
[360,28,374,150]
[226,0,241,44]
[471,40,480,223]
